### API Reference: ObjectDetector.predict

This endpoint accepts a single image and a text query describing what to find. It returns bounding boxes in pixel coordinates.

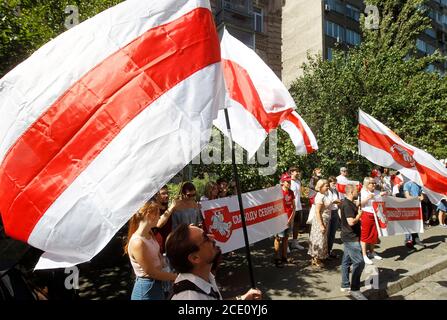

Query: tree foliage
[289,0,447,180]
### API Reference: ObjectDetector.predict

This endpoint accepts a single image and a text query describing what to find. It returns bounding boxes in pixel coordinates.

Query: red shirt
[282,188,295,219]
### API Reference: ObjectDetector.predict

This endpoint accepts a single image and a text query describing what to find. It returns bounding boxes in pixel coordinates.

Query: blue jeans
[131,277,164,300]
[327,210,339,253]
[405,233,420,243]
[341,241,365,291]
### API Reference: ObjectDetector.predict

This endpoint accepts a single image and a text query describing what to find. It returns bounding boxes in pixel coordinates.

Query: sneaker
[274,259,284,268]
[371,253,383,260]
[363,255,373,265]
[350,290,368,300]
[281,257,291,264]
[290,240,305,250]
[329,252,339,259]
[340,287,351,292]
[442,224,447,228]
[405,240,414,249]
[414,238,426,248]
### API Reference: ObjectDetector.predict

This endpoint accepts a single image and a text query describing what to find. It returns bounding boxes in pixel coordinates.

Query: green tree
[289,0,447,180]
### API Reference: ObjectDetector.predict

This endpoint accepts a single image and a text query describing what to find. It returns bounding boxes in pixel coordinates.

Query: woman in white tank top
[124,201,177,300]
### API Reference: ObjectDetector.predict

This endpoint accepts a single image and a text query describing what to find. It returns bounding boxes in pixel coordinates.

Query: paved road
[388,268,447,300]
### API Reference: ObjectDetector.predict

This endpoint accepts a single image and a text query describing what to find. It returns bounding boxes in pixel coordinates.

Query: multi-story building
[210,0,284,78]
[282,0,447,87]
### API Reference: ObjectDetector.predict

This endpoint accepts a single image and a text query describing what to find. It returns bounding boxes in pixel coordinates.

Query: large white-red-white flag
[359,110,447,204]
[214,29,318,158]
[0,0,224,269]
[201,186,287,253]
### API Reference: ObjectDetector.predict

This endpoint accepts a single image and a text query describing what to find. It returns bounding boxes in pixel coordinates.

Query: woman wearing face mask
[124,202,177,300]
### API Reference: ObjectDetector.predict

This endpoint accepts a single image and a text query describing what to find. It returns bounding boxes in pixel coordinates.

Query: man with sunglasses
[166,224,262,300]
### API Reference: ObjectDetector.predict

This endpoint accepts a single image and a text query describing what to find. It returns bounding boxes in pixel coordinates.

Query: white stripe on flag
[0,0,211,162]
[32,63,224,269]
[213,99,267,159]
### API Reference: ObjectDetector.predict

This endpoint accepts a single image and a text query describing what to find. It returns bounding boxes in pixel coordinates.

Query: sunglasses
[196,233,212,247]
[185,192,196,198]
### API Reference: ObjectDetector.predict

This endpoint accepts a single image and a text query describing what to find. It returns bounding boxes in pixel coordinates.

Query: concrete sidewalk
[216,226,447,300]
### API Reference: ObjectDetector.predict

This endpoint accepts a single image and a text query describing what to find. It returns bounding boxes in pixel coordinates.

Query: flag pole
[223,108,256,289]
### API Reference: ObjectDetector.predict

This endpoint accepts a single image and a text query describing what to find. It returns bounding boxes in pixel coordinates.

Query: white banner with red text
[372,197,423,237]
[201,186,287,253]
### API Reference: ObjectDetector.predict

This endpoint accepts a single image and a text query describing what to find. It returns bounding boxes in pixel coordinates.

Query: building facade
[282,0,447,87]
[210,0,284,78]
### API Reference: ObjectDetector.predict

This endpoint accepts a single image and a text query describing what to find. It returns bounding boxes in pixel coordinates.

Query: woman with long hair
[170,182,202,230]
[200,181,219,201]
[308,179,332,268]
[360,177,387,265]
[124,201,177,300]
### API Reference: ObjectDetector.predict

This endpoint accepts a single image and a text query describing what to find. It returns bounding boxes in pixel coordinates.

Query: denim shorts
[438,201,447,212]
[276,227,290,238]
[131,277,164,300]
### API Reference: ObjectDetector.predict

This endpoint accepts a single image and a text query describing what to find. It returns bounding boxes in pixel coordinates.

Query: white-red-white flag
[336,177,361,200]
[214,29,318,158]
[359,110,447,204]
[0,0,224,269]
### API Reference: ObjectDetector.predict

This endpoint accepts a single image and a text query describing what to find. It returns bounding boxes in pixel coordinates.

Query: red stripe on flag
[359,124,447,196]
[336,183,346,194]
[385,207,422,221]
[284,113,315,153]
[0,8,220,241]
[222,59,292,132]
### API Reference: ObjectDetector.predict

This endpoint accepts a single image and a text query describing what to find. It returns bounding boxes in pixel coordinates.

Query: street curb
[364,255,447,299]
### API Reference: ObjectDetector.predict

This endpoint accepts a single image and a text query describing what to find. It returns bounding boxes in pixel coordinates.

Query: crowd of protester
[124,165,447,301]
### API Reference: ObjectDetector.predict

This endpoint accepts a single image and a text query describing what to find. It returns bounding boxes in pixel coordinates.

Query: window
[325,20,345,42]
[253,7,263,32]
[222,0,251,14]
[426,64,435,72]
[425,28,436,38]
[346,4,360,22]
[327,47,333,61]
[435,0,447,6]
[325,0,345,14]
[227,26,255,49]
[346,28,361,45]
[416,38,436,54]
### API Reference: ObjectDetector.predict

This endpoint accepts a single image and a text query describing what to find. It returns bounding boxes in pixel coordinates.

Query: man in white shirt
[288,167,305,250]
[166,224,262,300]
[336,167,349,200]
